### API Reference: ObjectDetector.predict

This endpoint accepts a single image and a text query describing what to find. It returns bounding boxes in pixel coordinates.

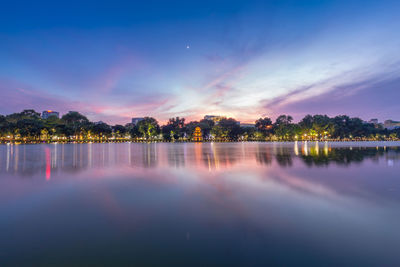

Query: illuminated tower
[193,127,203,142]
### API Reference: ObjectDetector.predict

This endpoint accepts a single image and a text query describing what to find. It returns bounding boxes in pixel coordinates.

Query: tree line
[0,110,399,143]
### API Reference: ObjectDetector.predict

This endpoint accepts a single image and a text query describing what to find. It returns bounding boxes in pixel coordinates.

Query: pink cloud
[0,79,180,124]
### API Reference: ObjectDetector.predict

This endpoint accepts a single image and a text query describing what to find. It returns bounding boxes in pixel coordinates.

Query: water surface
[1,142,400,266]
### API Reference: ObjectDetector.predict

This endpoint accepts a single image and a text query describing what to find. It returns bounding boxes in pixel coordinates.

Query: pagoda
[193,127,203,142]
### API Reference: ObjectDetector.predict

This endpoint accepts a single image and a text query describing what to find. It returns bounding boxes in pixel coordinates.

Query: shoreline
[1,140,400,145]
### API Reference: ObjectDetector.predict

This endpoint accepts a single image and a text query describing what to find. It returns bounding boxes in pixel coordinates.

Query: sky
[1,0,400,124]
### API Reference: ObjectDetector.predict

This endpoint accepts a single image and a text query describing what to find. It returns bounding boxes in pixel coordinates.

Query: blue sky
[1,0,399,124]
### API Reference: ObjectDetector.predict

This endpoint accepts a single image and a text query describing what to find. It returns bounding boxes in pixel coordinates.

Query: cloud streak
[1,1,400,124]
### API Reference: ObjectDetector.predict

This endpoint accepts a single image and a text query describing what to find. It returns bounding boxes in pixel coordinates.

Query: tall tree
[274,115,294,140]
[0,115,10,137]
[136,117,160,140]
[91,123,112,139]
[61,112,90,139]
[162,117,186,141]
[255,117,273,139]
[211,118,242,141]
[43,116,63,141]
[16,119,43,140]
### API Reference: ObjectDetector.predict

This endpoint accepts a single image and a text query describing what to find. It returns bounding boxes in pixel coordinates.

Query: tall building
[132,117,144,125]
[42,110,59,119]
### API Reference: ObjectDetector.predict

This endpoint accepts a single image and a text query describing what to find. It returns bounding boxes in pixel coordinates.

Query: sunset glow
[1,1,399,124]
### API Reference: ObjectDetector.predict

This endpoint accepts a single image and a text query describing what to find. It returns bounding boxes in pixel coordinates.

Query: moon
[186,45,190,49]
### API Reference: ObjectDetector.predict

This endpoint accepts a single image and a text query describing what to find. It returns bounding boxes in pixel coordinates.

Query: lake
[1,142,400,266]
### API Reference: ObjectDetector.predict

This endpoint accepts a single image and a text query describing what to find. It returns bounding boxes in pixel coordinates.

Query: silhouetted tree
[91,123,112,139]
[211,118,242,141]
[162,117,185,141]
[112,124,127,138]
[255,117,273,139]
[274,115,294,140]
[61,111,90,139]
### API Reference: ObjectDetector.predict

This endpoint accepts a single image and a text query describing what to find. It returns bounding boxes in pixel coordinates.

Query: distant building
[132,117,144,125]
[367,119,383,129]
[204,115,226,124]
[94,121,105,125]
[42,110,59,119]
[369,119,379,124]
[240,123,255,128]
[384,120,400,130]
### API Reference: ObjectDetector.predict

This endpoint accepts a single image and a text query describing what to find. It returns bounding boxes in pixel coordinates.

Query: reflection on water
[1,142,400,266]
[1,142,400,178]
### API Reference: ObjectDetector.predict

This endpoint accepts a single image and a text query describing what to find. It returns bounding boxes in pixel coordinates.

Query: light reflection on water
[0,142,400,266]
[1,142,400,177]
